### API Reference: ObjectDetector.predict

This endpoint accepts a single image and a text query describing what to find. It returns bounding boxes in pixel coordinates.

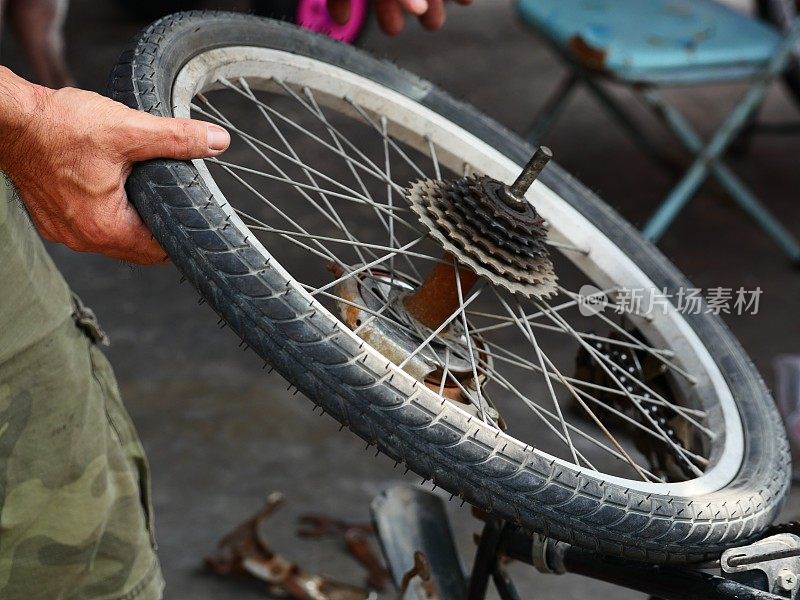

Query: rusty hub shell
[333,271,498,422]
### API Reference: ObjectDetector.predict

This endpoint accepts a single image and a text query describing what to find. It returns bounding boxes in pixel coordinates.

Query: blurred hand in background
[327,0,472,36]
[0,0,73,88]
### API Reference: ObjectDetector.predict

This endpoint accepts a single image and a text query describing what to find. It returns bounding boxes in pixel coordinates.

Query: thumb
[122,111,230,162]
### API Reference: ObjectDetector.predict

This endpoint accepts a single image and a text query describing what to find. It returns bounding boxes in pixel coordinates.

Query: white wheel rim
[171,46,744,496]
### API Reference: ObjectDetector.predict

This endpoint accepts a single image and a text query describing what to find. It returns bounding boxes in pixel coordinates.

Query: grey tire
[109,11,791,563]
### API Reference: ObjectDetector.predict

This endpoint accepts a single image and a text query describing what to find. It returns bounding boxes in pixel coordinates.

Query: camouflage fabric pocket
[0,320,163,599]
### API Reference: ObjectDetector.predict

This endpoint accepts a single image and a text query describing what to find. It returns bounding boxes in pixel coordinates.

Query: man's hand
[0,67,230,264]
[327,0,472,36]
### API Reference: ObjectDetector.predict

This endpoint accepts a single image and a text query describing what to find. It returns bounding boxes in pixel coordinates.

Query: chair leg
[643,90,800,262]
[641,160,709,242]
[728,98,764,157]
[525,63,675,171]
[641,19,800,260]
[523,73,578,144]
[582,77,679,173]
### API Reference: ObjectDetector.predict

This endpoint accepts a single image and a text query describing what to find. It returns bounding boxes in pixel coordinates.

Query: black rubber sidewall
[109,12,790,563]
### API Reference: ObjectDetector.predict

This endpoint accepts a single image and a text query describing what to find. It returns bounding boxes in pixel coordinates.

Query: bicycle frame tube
[499,525,787,600]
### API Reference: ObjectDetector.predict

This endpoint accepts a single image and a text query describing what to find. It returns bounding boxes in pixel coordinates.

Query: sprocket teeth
[404,177,558,298]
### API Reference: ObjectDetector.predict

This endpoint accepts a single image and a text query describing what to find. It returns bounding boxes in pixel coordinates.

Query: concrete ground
[2,1,800,598]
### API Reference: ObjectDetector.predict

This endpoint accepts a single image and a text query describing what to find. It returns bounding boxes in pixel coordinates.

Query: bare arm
[0,66,230,264]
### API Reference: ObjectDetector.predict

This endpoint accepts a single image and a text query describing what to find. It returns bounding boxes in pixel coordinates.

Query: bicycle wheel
[109,12,790,563]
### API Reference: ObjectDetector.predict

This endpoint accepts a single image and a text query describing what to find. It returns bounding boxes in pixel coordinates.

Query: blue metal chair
[517,0,800,263]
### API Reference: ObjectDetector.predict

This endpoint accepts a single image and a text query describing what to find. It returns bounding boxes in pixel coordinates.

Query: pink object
[296,0,369,44]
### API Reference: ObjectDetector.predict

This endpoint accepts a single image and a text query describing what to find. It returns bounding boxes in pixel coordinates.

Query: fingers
[397,0,428,14]
[28,187,167,264]
[83,186,167,264]
[376,0,462,36]
[106,200,167,264]
[81,200,167,264]
[419,0,445,30]
[121,110,230,162]
[375,0,406,35]
[326,0,351,24]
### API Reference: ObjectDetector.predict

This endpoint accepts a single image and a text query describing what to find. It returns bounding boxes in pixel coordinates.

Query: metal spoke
[426,136,442,181]
[383,115,400,282]
[344,96,427,179]
[301,86,422,280]
[534,294,713,434]
[438,347,451,397]
[442,368,599,471]
[241,222,450,264]
[545,239,590,255]
[397,284,485,369]
[193,101,395,211]
[303,85,378,205]
[534,297,706,477]
[232,207,419,337]
[471,311,676,359]
[559,285,699,385]
[455,336,657,473]
[453,257,489,423]
[271,77,409,193]
[309,237,426,297]
[512,318,677,358]
[475,290,701,432]
[494,295,578,465]
[467,291,612,334]
[219,77,407,196]
[205,85,424,330]
[478,338,702,417]
[485,292,657,479]
[214,164,343,265]
[207,158,409,222]
[483,341,708,469]
[236,79,376,266]
[198,92,376,267]
[473,360,663,480]
[512,308,653,482]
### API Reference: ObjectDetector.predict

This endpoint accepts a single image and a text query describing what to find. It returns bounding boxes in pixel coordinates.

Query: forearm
[0,67,52,174]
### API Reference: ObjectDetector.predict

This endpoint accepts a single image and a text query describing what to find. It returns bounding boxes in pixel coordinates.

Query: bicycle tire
[108,12,790,564]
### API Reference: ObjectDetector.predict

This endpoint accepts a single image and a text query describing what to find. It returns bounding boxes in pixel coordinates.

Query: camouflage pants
[0,180,164,599]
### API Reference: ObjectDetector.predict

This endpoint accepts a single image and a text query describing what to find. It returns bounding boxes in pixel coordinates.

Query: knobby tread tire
[108,11,791,564]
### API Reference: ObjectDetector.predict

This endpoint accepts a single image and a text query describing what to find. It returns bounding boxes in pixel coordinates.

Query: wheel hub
[334,271,497,420]
[333,147,557,425]
[404,147,557,299]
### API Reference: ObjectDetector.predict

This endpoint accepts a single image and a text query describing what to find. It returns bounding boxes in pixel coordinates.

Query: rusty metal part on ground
[205,492,370,600]
[298,513,391,591]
